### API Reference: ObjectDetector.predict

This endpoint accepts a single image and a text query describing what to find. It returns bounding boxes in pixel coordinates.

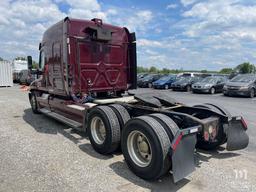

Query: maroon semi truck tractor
[28,17,249,183]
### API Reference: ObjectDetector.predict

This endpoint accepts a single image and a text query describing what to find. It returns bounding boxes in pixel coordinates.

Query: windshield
[138,74,146,78]
[143,75,154,81]
[182,73,192,77]
[200,77,218,84]
[176,77,190,83]
[231,75,256,83]
[158,75,175,81]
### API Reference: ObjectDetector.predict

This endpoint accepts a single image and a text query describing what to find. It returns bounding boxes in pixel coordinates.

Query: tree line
[138,62,256,74]
[1,56,256,74]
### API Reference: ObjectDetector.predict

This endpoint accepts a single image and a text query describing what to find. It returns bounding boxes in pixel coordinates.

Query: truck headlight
[223,85,227,89]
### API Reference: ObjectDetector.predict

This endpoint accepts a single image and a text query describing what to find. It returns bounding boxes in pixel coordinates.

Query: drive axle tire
[149,113,179,141]
[29,92,40,114]
[149,113,180,173]
[121,116,171,180]
[88,106,121,154]
[109,104,131,151]
[110,104,130,129]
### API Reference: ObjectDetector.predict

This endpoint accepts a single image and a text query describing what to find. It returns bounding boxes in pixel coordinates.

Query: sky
[1,0,256,70]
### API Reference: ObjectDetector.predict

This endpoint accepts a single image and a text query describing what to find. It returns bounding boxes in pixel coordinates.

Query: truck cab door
[48,42,65,95]
[38,50,48,87]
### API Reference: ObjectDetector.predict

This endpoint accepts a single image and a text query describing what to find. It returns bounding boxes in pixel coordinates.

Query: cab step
[39,108,82,129]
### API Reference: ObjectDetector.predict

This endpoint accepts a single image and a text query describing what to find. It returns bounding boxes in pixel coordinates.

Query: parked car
[152,74,177,89]
[178,72,201,77]
[199,73,213,78]
[12,59,28,83]
[137,73,148,80]
[26,17,249,183]
[212,74,229,79]
[137,74,162,88]
[223,74,256,98]
[19,69,36,85]
[192,76,227,94]
[171,76,202,92]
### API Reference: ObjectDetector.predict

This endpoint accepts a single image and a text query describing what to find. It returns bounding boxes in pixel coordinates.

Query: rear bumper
[198,115,249,151]
[172,86,186,91]
[192,88,210,93]
[153,84,165,89]
[138,83,149,88]
[168,110,248,182]
[223,89,250,96]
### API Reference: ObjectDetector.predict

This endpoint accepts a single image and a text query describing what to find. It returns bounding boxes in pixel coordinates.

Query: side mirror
[27,56,33,70]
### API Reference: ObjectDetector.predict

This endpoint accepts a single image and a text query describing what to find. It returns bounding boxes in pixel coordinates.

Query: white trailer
[12,59,28,82]
[0,61,13,87]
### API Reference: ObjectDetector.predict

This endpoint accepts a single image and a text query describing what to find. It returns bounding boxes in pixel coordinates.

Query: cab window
[39,51,45,69]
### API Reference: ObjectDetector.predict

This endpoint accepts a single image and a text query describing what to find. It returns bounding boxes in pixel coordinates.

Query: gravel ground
[0,86,255,192]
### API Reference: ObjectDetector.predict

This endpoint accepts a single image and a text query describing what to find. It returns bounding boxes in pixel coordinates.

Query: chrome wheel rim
[211,88,215,94]
[127,130,152,167]
[91,116,106,144]
[165,85,168,89]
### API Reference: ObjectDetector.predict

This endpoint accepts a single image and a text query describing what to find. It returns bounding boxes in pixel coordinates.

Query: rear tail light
[204,131,209,141]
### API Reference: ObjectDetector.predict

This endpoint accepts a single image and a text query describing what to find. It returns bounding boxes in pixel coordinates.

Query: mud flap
[226,117,249,151]
[171,134,197,183]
